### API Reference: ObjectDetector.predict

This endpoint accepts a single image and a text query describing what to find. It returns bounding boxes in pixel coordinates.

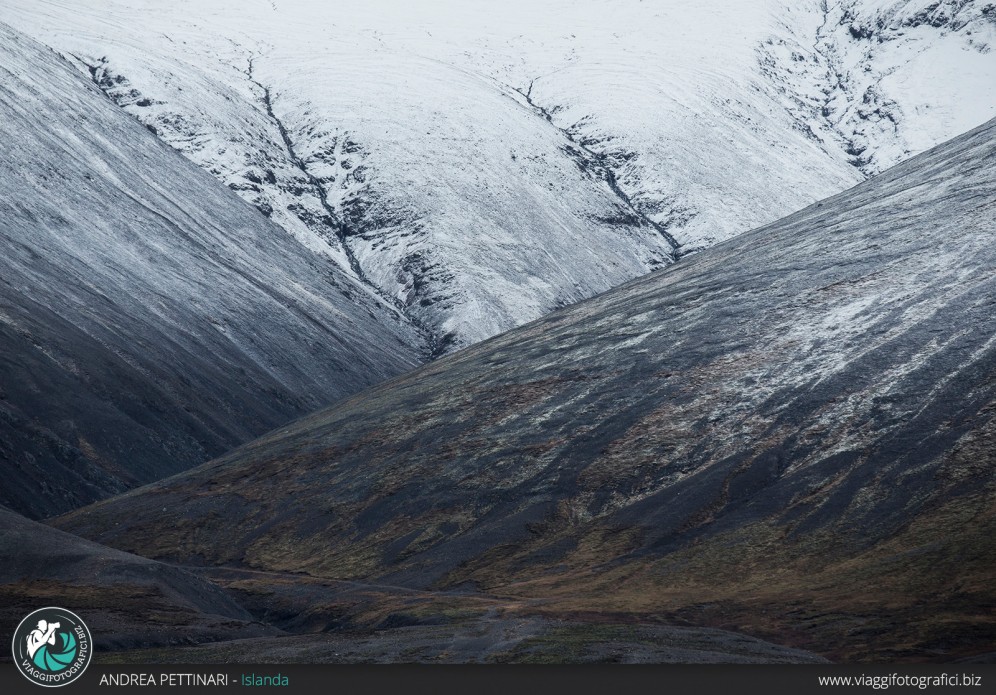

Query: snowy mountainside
[762,0,996,174]
[3,0,994,350]
[0,23,422,518]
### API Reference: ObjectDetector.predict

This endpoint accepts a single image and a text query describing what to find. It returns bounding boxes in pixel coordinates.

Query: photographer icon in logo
[12,608,91,687]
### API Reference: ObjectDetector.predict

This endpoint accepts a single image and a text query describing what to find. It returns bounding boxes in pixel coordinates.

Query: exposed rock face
[0,25,423,518]
[58,117,996,660]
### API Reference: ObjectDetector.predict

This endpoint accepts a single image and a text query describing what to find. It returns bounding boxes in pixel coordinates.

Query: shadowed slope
[0,25,423,518]
[58,117,996,660]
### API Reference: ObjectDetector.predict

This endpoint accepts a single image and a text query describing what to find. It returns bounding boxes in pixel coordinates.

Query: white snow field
[2,0,994,351]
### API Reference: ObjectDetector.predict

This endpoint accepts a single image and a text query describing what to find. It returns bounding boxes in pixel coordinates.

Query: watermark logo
[12,607,92,687]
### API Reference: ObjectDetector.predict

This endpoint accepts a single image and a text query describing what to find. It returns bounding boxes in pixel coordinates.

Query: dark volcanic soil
[100,621,827,665]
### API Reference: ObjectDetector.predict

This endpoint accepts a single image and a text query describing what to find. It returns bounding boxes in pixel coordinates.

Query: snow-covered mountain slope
[59,115,996,661]
[764,0,996,174]
[3,1,994,350]
[0,24,422,519]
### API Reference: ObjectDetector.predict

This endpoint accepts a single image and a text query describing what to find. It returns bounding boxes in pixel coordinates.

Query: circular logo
[11,607,92,687]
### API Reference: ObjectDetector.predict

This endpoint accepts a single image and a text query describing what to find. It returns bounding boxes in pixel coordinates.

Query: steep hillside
[6,0,993,350]
[0,24,422,518]
[59,117,996,660]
